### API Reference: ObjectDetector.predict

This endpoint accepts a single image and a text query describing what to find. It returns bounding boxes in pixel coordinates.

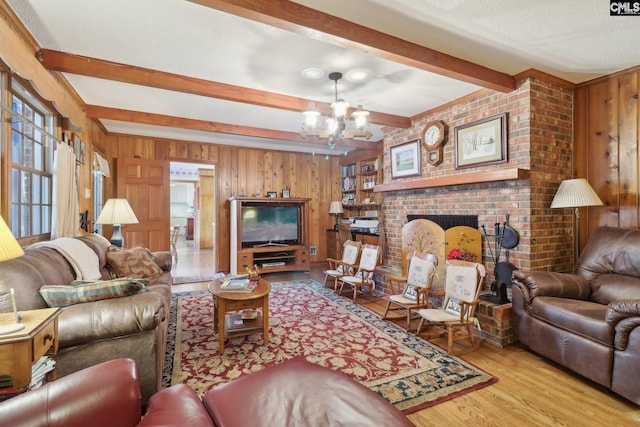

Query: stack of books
[29,356,55,391]
[220,278,258,293]
[0,374,17,401]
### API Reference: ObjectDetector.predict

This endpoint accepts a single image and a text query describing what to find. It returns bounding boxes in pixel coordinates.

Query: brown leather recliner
[512,226,640,405]
[0,358,214,427]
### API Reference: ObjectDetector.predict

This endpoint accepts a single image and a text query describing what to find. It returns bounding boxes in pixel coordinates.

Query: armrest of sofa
[511,270,592,305]
[137,384,214,427]
[606,299,640,350]
[0,358,142,427]
[58,291,166,348]
[151,251,172,272]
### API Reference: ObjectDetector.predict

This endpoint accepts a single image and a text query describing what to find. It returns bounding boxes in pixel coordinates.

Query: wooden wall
[102,134,342,272]
[574,66,640,237]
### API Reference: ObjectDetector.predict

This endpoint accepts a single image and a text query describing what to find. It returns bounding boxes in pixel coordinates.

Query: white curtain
[51,142,79,238]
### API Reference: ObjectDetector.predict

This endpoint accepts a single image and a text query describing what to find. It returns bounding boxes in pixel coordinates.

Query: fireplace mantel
[373,168,530,193]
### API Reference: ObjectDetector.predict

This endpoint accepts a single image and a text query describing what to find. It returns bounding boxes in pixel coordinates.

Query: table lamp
[551,178,603,264]
[0,216,25,334]
[96,198,139,247]
[329,201,343,230]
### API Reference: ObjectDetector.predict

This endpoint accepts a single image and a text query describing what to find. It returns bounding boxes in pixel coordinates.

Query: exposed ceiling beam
[38,49,411,129]
[84,105,381,150]
[188,0,516,93]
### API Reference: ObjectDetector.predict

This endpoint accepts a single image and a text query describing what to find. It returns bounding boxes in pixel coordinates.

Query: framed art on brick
[455,113,508,169]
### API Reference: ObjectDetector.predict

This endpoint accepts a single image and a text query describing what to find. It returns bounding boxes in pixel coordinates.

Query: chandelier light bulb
[352,105,369,130]
[302,109,320,129]
[331,99,349,118]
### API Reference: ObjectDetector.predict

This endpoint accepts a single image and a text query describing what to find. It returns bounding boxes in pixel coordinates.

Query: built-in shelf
[373,168,530,193]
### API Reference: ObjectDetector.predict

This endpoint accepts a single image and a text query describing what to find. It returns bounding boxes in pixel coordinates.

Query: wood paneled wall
[574,67,640,237]
[103,134,341,272]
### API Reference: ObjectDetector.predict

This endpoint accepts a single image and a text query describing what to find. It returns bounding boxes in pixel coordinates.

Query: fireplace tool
[480,213,519,304]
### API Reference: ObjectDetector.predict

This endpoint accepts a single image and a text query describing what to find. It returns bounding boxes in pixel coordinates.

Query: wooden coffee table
[208,278,271,353]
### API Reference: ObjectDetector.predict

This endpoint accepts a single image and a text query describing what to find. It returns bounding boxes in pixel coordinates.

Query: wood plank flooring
[170,242,640,426]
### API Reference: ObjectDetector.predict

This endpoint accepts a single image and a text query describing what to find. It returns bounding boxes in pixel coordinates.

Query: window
[10,80,54,239]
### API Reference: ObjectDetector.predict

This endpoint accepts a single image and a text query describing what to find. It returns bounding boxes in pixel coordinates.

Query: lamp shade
[96,199,139,225]
[329,201,344,215]
[550,179,603,209]
[0,216,24,262]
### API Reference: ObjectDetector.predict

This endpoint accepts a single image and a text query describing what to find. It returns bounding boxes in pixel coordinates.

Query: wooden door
[116,158,170,251]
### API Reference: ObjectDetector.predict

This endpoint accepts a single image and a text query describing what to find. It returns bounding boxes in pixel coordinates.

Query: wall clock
[421,120,446,166]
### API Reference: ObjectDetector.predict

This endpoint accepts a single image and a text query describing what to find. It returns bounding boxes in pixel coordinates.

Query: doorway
[170,162,216,273]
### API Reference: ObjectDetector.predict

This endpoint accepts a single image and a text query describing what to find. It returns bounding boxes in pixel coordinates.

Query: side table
[208,278,271,353]
[0,307,61,392]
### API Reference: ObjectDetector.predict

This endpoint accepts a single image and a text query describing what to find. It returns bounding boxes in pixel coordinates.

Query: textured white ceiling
[6,0,640,155]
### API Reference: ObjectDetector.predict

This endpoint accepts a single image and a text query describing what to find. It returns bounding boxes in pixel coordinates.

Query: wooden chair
[381,251,438,330]
[338,224,352,247]
[338,244,381,303]
[324,240,362,292]
[415,259,486,355]
[170,224,180,262]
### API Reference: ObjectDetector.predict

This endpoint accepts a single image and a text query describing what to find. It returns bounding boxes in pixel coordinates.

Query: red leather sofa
[0,358,213,427]
[0,358,414,427]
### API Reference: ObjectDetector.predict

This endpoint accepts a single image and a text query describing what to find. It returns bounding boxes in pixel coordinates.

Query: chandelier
[300,72,372,149]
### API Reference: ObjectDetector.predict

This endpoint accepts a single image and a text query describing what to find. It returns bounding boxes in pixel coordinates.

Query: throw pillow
[39,278,147,308]
[106,245,164,278]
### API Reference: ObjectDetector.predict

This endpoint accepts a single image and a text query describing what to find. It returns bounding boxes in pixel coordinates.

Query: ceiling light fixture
[300,72,372,149]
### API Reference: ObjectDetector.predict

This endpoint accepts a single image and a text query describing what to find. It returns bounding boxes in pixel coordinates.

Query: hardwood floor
[170,243,640,426]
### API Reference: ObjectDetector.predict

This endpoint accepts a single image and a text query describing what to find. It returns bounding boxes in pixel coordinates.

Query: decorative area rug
[163,280,497,414]
[172,273,219,285]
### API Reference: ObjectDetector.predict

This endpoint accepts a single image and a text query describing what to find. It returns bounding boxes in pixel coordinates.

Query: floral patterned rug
[162,280,497,414]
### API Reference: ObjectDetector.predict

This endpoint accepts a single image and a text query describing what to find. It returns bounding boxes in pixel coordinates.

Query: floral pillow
[106,245,164,278]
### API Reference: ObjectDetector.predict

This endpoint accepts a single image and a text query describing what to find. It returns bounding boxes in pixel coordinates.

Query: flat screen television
[241,204,300,248]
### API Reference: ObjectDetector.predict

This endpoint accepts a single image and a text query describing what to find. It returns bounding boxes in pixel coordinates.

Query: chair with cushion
[324,240,361,291]
[338,223,352,247]
[415,259,486,355]
[382,251,438,330]
[338,244,382,302]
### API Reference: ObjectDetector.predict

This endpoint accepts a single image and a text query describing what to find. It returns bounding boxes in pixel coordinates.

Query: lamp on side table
[329,201,343,231]
[96,198,139,247]
[0,216,25,335]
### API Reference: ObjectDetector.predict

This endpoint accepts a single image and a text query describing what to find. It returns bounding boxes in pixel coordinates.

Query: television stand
[229,197,311,274]
[254,241,288,248]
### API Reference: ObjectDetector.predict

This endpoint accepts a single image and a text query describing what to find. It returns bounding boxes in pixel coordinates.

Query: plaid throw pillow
[39,278,147,308]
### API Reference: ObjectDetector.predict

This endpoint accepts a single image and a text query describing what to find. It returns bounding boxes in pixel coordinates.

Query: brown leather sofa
[0,358,214,427]
[0,234,171,404]
[512,226,640,405]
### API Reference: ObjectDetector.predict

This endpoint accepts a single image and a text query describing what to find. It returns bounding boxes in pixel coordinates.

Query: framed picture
[401,283,417,301]
[266,191,277,198]
[455,113,508,169]
[390,139,421,179]
[282,188,290,198]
